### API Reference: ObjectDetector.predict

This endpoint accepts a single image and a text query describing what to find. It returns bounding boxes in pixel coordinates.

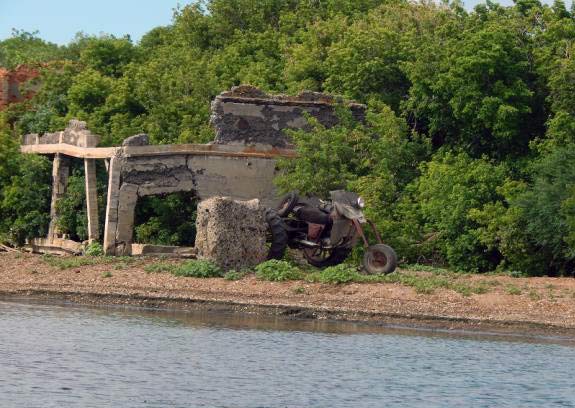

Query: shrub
[408,151,507,272]
[134,192,197,247]
[0,144,52,246]
[84,242,104,256]
[255,260,302,281]
[52,161,108,242]
[172,260,223,278]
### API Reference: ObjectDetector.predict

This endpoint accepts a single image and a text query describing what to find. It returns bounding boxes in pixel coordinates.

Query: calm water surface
[0,298,574,408]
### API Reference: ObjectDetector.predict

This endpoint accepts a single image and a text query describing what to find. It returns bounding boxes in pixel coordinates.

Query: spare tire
[266,209,288,260]
[276,191,299,217]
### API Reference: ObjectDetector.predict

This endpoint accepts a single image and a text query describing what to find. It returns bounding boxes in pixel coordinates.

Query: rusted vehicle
[270,190,397,274]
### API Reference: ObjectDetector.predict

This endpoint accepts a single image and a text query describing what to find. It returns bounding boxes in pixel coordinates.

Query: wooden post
[47,153,70,241]
[84,158,99,242]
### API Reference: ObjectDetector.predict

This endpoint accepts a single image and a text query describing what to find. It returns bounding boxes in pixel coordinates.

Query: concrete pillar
[103,156,122,255]
[115,183,139,256]
[47,153,70,241]
[84,159,99,242]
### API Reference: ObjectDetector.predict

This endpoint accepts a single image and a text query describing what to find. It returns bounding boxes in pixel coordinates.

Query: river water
[0,298,574,408]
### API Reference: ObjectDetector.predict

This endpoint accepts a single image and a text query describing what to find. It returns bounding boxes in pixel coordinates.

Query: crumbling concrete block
[210,85,366,148]
[122,133,149,146]
[195,197,268,271]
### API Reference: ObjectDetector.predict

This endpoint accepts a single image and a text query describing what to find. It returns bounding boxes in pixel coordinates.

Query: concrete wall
[103,149,280,255]
[210,85,366,148]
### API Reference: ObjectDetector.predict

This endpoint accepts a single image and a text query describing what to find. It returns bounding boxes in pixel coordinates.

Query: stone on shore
[195,197,268,271]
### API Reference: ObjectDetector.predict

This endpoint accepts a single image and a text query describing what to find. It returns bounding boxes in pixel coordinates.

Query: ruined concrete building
[20,85,365,257]
[0,65,40,110]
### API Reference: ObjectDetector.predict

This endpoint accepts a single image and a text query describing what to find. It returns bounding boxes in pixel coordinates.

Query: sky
[0,0,570,46]
[0,0,195,45]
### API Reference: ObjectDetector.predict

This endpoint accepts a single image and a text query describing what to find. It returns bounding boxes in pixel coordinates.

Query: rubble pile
[195,197,268,271]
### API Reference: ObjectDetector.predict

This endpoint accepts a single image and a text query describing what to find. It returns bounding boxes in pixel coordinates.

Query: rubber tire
[266,209,288,260]
[304,247,351,268]
[363,244,397,275]
[276,191,299,217]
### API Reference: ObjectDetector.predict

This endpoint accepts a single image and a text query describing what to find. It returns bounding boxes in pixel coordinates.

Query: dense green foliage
[134,192,197,246]
[2,0,575,275]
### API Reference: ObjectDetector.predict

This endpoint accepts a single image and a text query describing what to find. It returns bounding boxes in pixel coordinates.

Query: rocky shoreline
[1,252,575,340]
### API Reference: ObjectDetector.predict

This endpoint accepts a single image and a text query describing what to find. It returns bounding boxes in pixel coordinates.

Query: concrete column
[115,183,139,256]
[84,159,99,242]
[103,156,122,255]
[47,153,70,241]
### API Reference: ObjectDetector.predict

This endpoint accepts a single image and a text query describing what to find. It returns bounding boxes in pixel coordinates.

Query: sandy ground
[1,252,575,337]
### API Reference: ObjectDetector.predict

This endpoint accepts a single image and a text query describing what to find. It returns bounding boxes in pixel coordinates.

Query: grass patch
[224,270,248,281]
[101,271,113,278]
[506,285,522,295]
[42,254,134,270]
[292,286,307,294]
[145,260,223,278]
[113,262,130,270]
[403,263,455,275]
[172,260,223,278]
[306,264,361,284]
[144,262,176,274]
[255,260,302,282]
[379,273,452,294]
[528,290,541,301]
[504,270,525,278]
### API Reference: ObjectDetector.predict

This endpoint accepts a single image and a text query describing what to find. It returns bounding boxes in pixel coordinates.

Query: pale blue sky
[0,0,195,45]
[0,0,568,46]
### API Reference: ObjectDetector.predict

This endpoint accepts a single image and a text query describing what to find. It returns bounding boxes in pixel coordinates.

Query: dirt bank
[1,252,575,338]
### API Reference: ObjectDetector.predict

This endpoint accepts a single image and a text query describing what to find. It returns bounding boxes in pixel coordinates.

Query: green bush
[172,260,223,278]
[255,260,302,281]
[407,151,507,272]
[134,192,197,247]
[54,163,107,242]
[84,242,104,256]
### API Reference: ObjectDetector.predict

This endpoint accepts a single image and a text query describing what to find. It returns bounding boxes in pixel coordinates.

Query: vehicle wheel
[363,244,397,274]
[266,209,288,260]
[304,246,351,268]
[276,191,299,217]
